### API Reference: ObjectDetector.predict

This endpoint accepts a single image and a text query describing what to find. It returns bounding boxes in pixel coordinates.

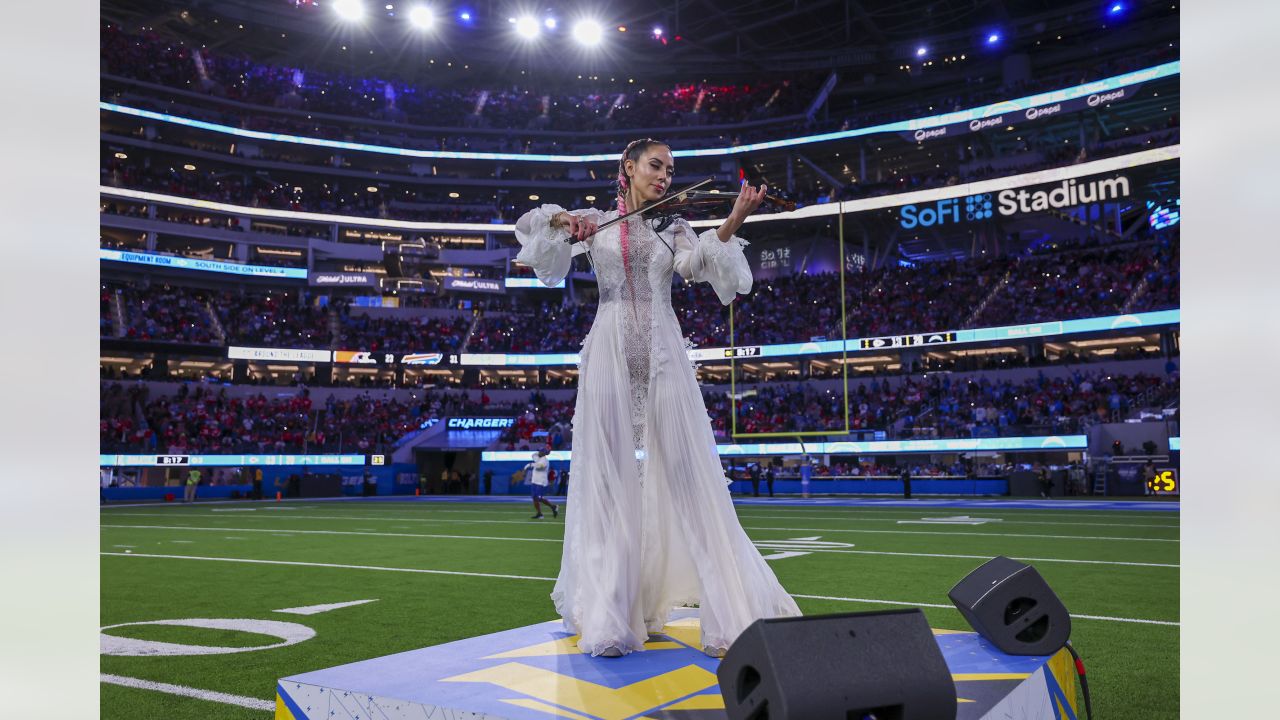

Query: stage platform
[276,609,1079,720]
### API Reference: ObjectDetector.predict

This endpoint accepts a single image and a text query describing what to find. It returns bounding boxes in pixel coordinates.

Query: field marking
[781,546,1177,568]
[101,618,315,657]
[100,673,272,712]
[736,513,1180,528]
[106,506,1181,523]
[211,509,257,512]
[762,551,810,561]
[101,552,558,582]
[102,524,1175,568]
[103,524,561,543]
[266,507,1179,529]
[100,553,1178,626]
[274,599,378,615]
[105,513,1177,542]
[790,594,1179,626]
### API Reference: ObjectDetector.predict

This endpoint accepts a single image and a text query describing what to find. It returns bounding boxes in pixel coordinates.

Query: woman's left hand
[718,181,768,242]
[730,182,768,221]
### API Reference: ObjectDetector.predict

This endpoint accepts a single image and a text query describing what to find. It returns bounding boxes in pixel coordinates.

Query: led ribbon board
[100,144,1180,234]
[99,61,1178,162]
[100,249,308,279]
[454,309,1180,366]
[482,434,1088,461]
[99,454,367,466]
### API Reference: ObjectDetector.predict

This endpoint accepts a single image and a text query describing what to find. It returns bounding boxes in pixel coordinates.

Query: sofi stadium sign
[900,175,1132,229]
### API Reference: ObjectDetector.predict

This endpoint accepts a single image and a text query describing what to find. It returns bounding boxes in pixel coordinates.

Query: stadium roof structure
[101,0,1178,83]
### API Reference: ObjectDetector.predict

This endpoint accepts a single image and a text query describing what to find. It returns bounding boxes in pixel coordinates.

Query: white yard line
[732,513,1180,529]
[100,673,272,712]
[789,594,1180,626]
[100,553,1178,626]
[101,552,558,582]
[102,524,1174,568]
[102,524,561,543]
[104,513,1177,542]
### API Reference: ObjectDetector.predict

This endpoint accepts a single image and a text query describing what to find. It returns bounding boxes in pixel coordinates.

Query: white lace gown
[514,204,802,656]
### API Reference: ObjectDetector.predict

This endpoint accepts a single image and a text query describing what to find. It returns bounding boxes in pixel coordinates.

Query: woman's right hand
[556,212,598,243]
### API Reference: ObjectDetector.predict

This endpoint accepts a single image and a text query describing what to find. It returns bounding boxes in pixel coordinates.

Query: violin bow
[565,176,716,244]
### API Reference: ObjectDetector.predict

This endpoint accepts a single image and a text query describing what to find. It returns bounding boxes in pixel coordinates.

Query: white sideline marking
[106,512,1178,542]
[170,540,194,544]
[737,512,1179,528]
[100,553,1178,626]
[274,599,378,615]
[761,551,810,561]
[103,524,560,543]
[740,524,1177,543]
[102,525,1174,568]
[211,509,257,512]
[101,552,558,582]
[790,594,1180,626]
[100,673,273,712]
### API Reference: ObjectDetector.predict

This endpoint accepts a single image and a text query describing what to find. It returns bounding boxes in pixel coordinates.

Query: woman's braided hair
[615,138,668,279]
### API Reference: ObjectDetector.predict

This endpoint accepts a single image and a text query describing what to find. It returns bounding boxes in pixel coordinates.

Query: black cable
[1064,642,1094,720]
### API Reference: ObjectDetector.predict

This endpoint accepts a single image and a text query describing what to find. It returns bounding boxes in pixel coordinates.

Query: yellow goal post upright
[729,201,851,440]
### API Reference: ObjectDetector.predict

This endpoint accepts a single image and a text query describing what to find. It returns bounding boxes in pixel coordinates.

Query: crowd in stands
[101,285,117,337]
[101,22,1174,155]
[702,367,1176,441]
[101,23,813,136]
[469,301,595,353]
[100,380,573,454]
[100,111,1178,234]
[115,283,219,344]
[894,369,1177,439]
[972,241,1166,327]
[214,290,331,348]
[497,392,576,451]
[338,312,471,354]
[100,361,1176,454]
[102,231,1178,355]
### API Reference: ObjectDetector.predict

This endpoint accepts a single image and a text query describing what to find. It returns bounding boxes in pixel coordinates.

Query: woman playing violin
[513,138,801,659]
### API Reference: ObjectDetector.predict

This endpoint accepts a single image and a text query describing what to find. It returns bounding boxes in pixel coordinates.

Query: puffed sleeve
[513,204,606,287]
[672,218,753,305]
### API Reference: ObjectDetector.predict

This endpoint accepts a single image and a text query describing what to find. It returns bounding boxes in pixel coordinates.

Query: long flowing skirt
[551,302,801,655]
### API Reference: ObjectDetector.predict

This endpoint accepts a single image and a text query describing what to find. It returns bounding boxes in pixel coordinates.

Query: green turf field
[100,499,1179,719]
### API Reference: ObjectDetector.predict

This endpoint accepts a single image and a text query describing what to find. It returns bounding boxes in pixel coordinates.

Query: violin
[564,176,796,244]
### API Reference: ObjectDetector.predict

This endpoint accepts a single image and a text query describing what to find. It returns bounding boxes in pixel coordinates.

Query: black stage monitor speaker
[948,556,1071,656]
[716,608,956,720]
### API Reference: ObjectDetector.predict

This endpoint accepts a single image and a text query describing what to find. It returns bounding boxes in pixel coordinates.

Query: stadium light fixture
[545,18,557,30]
[514,15,540,39]
[653,26,663,37]
[1107,2,1127,15]
[915,46,928,57]
[408,5,434,29]
[458,10,473,23]
[333,0,367,22]
[986,32,1001,45]
[573,19,604,46]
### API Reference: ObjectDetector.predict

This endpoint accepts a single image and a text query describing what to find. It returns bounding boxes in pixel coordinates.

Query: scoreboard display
[1147,468,1179,495]
[859,332,957,349]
